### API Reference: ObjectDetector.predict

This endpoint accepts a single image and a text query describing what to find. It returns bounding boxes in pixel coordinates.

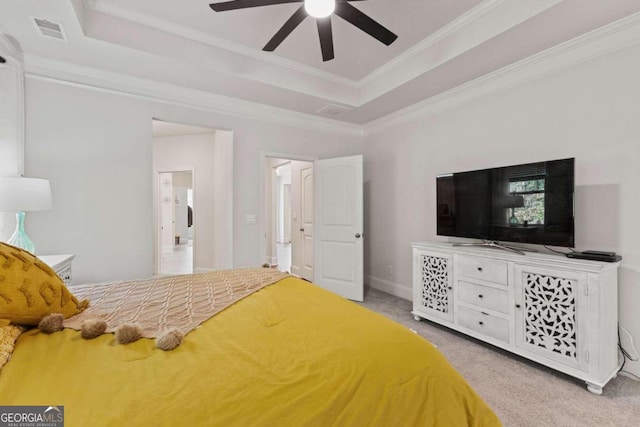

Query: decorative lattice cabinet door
[412,250,454,323]
[514,264,588,371]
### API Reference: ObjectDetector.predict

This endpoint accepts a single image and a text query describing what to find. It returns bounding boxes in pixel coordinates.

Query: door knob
[355,233,361,238]
[299,228,304,232]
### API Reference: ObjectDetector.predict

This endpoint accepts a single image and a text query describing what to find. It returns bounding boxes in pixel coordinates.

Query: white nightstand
[39,254,75,286]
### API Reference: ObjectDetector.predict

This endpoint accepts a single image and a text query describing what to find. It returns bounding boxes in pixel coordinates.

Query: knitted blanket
[63,268,289,338]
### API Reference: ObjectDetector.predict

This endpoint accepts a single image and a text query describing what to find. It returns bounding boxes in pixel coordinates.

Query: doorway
[158,171,194,274]
[263,155,314,280]
[152,119,233,275]
[275,162,292,273]
[263,153,364,301]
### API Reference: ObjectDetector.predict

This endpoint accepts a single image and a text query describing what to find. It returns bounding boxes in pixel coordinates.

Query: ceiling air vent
[316,104,353,118]
[32,17,67,41]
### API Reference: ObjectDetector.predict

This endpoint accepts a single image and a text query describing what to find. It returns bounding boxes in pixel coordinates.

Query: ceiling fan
[209,0,398,62]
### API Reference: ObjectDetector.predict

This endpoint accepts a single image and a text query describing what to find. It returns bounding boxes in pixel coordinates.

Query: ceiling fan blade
[334,2,397,46]
[263,5,307,51]
[210,0,301,12]
[317,18,334,61]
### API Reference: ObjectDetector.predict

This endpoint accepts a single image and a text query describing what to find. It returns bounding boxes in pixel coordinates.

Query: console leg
[586,382,603,395]
[413,314,422,322]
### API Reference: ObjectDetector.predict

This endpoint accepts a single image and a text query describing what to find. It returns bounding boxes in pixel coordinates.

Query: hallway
[277,242,291,273]
[160,239,193,275]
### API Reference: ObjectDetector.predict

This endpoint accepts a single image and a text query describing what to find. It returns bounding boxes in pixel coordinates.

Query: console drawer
[458,306,509,343]
[458,280,509,314]
[457,255,508,285]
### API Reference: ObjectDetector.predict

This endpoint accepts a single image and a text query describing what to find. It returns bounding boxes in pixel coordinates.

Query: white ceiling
[2,0,640,125]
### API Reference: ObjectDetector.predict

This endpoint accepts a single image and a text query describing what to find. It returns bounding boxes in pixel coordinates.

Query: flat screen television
[436,158,574,248]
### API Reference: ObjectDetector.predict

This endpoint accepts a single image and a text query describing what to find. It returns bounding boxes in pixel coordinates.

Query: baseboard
[366,275,412,301]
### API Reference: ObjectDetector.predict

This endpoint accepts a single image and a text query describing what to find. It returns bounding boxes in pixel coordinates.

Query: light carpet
[358,287,640,427]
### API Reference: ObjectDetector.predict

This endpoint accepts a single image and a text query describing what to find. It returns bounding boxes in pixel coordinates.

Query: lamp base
[7,211,35,254]
[508,208,519,225]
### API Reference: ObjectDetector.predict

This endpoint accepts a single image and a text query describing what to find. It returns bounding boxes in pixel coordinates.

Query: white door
[314,155,363,301]
[290,161,314,281]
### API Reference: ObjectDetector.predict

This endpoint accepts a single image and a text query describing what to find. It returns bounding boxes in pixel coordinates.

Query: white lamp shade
[0,177,53,212]
[305,0,335,18]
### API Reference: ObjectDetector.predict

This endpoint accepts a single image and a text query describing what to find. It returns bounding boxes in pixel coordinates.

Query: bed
[0,272,500,426]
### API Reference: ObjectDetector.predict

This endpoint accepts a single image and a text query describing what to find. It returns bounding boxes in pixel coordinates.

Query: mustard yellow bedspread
[0,277,500,426]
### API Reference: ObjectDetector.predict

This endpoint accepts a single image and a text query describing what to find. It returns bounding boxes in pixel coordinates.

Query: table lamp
[0,176,53,254]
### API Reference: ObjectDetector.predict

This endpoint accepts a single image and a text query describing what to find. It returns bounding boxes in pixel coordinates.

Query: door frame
[259,151,317,269]
[154,167,196,275]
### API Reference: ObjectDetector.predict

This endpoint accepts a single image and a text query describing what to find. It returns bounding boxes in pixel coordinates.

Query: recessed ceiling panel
[96,0,485,80]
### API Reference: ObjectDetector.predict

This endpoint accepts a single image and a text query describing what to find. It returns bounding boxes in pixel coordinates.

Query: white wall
[22,77,363,284]
[364,42,640,377]
[212,130,233,270]
[0,38,24,238]
[25,80,153,283]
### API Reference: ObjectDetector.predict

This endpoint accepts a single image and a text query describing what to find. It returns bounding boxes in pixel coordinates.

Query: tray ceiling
[2,0,640,125]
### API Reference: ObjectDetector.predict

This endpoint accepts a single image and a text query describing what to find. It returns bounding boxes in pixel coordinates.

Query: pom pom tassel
[156,328,184,351]
[38,313,64,334]
[81,318,107,339]
[115,323,143,344]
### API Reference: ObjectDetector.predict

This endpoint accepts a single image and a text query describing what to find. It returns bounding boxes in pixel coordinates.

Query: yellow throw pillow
[0,243,88,325]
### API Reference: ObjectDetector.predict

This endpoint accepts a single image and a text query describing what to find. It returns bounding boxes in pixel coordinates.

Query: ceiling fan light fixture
[304,0,335,18]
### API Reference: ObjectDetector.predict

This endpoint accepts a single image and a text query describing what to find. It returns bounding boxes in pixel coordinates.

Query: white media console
[411,242,621,394]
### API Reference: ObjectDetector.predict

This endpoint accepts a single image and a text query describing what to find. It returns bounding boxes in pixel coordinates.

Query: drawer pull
[478,294,483,298]
[478,321,484,326]
[477,267,483,272]
[515,304,521,309]
[448,286,452,290]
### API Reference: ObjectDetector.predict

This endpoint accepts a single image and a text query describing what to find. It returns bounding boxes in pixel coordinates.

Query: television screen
[436,158,574,247]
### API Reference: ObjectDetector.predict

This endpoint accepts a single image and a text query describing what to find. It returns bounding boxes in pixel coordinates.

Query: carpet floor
[358,287,640,427]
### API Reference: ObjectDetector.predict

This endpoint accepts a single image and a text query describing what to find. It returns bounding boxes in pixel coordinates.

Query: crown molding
[23,54,364,137]
[359,0,509,87]
[364,10,640,135]
[84,0,358,89]
[0,33,23,59]
[357,0,563,104]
